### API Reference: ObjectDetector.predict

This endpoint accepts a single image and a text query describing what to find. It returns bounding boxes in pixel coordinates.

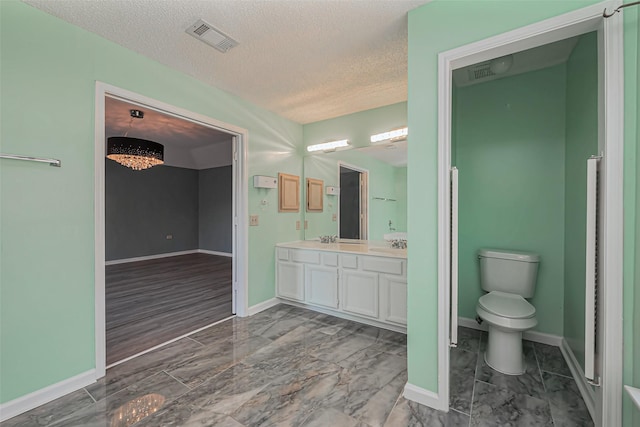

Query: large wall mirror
[303,141,407,241]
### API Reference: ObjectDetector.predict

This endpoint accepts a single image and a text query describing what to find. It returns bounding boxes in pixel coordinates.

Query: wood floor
[106,253,232,365]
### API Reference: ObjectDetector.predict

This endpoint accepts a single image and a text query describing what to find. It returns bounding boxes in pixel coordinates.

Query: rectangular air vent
[467,62,495,81]
[186,19,238,53]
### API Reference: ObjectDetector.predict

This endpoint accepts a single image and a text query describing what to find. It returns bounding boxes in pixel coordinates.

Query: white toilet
[476,248,540,375]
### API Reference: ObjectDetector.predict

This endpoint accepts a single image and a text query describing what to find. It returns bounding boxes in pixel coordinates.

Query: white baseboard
[278,299,406,334]
[403,382,448,412]
[105,250,198,265]
[458,316,563,347]
[560,339,596,421]
[197,249,232,257]
[247,297,280,316]
[105,249,232,265]
[624,385,640,411]
[0,370,96,423]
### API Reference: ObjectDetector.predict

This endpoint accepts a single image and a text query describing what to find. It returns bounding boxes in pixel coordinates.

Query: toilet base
[485,325,525,375]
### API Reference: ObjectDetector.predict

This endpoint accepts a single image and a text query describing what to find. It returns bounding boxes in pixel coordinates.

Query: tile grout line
[82,387,97,403]
[467,332,482,426]
[163,369,192,390]
[186,335,205,346]
[533,343,558,426]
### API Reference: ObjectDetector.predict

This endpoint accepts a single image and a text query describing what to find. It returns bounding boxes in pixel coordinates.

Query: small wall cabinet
[275,246,407,331]
[278,173,300,212]
[306,178,324,212]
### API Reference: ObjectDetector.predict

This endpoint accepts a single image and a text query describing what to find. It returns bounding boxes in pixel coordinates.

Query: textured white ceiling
[23,0,429,124]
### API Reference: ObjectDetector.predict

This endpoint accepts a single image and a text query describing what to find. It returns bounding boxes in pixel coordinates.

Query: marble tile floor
[3,305,593,427]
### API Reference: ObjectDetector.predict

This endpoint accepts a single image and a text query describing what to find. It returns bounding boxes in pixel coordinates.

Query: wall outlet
[250,215,259,226]
[166,234,173,240]
[332,214,337,222]
[296,220,300,230]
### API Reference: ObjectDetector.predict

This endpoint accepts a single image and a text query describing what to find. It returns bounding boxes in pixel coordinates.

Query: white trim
[198,249,233,258]
[94,84,106,379]
[403,383,447,412]
[457,317,563,347]
[624,386,640,411]
[561,339,596,421]
[105,250,198,265]
[106,315,234,369]
[436,3,623,425]
[105,249,233,265]
[94,82,250,377]
[599,7,624,426]
[0,370,96,423]
[247,297,281,316]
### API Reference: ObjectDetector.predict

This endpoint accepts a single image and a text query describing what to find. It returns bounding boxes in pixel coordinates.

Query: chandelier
[106,109,164,171]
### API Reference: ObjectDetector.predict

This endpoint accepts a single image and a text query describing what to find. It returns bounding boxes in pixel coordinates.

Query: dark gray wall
[106,161,199,260]
[199,165,233,253]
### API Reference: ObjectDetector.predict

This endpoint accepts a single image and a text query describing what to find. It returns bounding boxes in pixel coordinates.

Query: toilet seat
[478,291,535,319]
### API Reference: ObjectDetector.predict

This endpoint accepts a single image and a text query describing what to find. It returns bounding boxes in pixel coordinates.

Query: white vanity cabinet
[275,244,407,331]
[306,253,339,308]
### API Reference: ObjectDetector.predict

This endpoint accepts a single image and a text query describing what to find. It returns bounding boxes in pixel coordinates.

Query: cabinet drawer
[341,255,358,269]
[361,256,403,275]
[277,248,290,261]
[291,250,320,264]
[322,253,338,267]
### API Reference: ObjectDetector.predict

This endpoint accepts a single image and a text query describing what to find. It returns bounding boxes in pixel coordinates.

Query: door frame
[436,2,623,425]
[338,161,369,240]
[94,82,249,378]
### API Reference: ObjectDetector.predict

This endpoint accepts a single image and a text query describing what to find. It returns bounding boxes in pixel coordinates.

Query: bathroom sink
[383,232,407,241]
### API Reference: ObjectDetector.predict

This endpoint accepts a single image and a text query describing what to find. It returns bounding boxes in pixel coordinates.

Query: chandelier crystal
[107,136,164,171]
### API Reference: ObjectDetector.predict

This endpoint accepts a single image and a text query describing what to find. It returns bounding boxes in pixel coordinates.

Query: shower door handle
[450,167,459,347]
[585,156,600,386]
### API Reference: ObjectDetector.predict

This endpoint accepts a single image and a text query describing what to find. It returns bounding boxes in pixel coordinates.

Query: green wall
[454,64,567,336]
[408,5,638,424]
[302,103,407,240]
[0,0,303,403]
[563,32,598,370]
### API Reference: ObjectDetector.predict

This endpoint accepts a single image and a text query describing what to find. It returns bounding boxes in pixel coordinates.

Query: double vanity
[275,240,407,332]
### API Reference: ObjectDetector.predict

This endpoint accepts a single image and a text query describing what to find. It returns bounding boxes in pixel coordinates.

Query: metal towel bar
[0,153,61,167]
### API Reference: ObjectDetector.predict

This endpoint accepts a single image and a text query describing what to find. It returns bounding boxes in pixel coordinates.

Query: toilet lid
[478,291,536,319]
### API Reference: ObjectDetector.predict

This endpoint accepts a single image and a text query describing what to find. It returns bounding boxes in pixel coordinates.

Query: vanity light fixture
[370,127,408,145]
[306,139,350,153]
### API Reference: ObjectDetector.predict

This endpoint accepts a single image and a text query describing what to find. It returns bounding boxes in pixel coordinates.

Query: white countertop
[276,240,407,259]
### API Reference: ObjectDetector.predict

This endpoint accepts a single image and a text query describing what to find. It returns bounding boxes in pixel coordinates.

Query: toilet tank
[478,248,540,298]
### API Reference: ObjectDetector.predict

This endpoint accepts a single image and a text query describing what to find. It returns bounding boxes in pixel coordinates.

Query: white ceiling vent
[186,19,238,53]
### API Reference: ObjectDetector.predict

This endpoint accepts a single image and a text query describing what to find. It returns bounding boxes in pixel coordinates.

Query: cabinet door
[342,270,379,318]
[380,275,407,325]
[277,261,304,301]
[305,265,338,309]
